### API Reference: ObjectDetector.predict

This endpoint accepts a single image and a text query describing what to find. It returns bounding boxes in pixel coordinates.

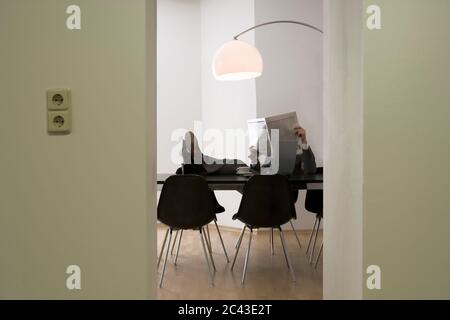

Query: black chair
[157,175,220,287]
[304,167,324,266]
[171,165,229,263]
[231,175,296,284]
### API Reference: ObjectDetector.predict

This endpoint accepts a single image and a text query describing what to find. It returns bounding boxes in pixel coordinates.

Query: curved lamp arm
[233,20,323,40]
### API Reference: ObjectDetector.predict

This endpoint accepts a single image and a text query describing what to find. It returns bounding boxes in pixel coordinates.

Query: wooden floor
[157,224,323,300]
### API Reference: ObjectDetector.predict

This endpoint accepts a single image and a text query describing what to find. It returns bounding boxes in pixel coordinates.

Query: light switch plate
[47,89,71,111]
[48,110,72,134]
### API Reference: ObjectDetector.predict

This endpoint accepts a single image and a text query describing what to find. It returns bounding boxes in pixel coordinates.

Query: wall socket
[48,111,72,134]
[47,89,72,134]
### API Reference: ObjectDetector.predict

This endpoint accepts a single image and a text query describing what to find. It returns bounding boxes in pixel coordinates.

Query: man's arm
[300,146,317,174]
[294,126,317,174]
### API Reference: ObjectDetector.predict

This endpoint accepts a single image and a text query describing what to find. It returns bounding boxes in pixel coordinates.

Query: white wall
[323,0,363,299]
[201,0,257,134]
[255,0,323,166]
[255,0,323,230]
[363,0,450,299]
[0,0,156,299]
[157,0,202,173]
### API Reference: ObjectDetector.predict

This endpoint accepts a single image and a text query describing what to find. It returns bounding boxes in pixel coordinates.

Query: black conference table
[157,173,323,191]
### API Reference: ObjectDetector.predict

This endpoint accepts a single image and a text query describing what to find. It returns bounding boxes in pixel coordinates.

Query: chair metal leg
[214,220,229,263]
[306,217,318,256]
[309,218,321,264]
[157,228,169,269]
[290,220,302,248]
[279,227,296,282]
[159,229,173,288]
[314,241,323,270]
[231,226,246,271]
[270,228,274,256]
[235,226,245,249]
[170,230,179,255]
[199,229,214,286]
[279,228,290,269]
[206,224,212,251]
[174,230,183,266]
[241,228,253,285]
[202,227,216,271]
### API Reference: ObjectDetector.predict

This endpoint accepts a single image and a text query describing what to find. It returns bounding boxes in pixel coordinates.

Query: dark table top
[157,173,323,185]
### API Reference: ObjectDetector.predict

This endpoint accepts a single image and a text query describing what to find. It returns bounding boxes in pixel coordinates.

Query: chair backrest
[305,167,323,217]
[235,175,295,228]
[158,175,215,229]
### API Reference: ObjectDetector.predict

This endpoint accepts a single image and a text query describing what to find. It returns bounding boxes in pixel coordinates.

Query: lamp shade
[212,40,263,81]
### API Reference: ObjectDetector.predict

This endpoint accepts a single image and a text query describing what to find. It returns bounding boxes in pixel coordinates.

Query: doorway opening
[155,0,324,300]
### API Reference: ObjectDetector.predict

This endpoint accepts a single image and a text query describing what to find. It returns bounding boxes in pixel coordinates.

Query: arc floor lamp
[212,20,323,81]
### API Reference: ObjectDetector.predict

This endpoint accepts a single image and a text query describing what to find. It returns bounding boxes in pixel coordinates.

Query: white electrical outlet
[47,89,72,134]
[48,111,71,134]
[47,89,71,111]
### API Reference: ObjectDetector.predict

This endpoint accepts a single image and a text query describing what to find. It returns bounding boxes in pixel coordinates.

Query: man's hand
[294,126,308,145]
[248,146,258,166]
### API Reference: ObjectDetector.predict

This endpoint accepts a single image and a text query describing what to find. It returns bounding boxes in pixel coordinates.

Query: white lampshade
[212,40,263,81]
